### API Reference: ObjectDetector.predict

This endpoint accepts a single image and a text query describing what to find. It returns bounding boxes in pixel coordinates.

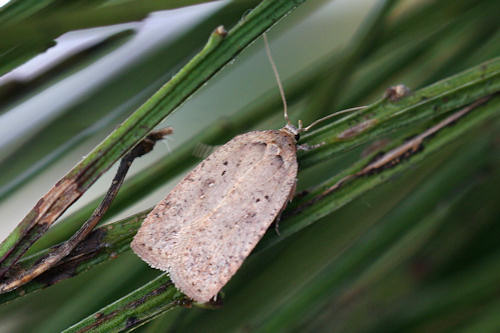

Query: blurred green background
[0,0,499,332]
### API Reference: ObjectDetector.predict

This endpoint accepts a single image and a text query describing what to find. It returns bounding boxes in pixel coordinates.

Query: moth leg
[297,142,325,151]
[0,128,173,293]
[273,216,281,236]
[273,177,297,236]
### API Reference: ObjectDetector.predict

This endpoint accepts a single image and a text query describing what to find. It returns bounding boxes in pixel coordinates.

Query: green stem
[62,274,186,333]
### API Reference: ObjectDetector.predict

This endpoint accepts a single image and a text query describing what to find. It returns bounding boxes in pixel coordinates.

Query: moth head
[281,123,300,141]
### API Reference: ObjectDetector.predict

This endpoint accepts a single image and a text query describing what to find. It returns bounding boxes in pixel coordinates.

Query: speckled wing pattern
[131,130,298,302]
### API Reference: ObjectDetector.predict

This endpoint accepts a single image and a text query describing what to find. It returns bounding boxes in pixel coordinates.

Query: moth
[131,34,365,303]
[132,128,297,302]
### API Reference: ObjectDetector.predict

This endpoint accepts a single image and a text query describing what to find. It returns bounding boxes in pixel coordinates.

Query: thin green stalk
[35,254,154,333]
[299,56,500,168]
[62,273,185,333]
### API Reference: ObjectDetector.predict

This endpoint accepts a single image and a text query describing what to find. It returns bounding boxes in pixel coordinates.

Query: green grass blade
[62,273,185,332]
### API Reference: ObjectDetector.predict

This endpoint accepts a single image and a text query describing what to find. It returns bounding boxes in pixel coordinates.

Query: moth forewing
[131,129,298,302]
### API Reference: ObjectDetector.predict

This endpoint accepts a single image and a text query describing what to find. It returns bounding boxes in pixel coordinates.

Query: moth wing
[132,130,297,303]
[132,131,269,269]
[167,131,297,302]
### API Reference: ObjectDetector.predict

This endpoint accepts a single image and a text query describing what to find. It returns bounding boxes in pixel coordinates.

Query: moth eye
[294,133,300,141]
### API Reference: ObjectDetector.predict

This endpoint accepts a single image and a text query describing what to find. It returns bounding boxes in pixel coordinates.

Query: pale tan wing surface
[167,130,297,302]
[132,131,275,268]
[131,130,297,302]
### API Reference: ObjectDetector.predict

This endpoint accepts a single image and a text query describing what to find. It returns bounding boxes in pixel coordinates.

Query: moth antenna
[263,33,290,126]
[302,105,368,132]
